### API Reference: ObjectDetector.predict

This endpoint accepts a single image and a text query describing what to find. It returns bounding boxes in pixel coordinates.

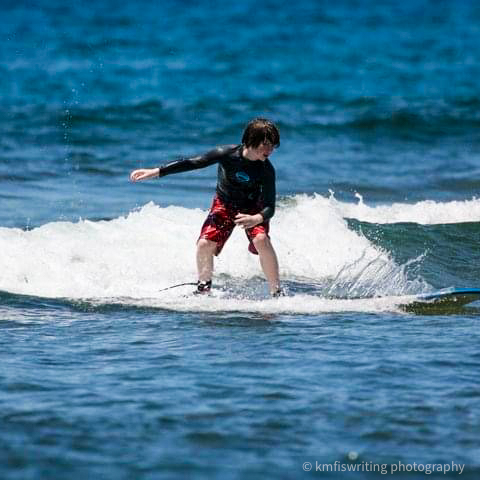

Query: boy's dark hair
[242,118,280,149]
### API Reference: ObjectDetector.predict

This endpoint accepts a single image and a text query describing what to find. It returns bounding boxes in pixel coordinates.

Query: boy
[130,117,282,296]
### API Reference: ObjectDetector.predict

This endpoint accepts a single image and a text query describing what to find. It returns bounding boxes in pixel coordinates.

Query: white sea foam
[0,194,439,314]
[93,291,415,315]
[5,192,476,311]
[324,192,480,225]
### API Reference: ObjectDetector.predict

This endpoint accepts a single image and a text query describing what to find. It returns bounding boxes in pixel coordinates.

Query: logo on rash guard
[235,171,250,183]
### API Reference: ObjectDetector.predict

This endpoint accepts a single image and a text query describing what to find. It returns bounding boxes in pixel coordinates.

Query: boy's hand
[130,168,159,182]
[234,213,263,229]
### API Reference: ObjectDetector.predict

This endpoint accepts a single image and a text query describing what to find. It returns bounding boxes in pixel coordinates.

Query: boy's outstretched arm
[130,146,228,183]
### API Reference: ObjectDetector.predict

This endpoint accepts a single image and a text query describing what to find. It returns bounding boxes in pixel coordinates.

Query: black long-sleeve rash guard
[158,144,276,221]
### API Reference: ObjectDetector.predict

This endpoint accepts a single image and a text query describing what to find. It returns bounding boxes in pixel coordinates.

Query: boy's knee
[252,234,270,249]
[197,238,217,253]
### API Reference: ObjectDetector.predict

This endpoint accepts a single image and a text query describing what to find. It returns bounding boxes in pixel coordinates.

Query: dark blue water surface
[2,0,480,227]
[1,0,480,479]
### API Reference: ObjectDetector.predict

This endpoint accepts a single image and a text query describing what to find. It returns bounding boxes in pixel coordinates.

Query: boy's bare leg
[252,235,280,294]
[196,238,217,282]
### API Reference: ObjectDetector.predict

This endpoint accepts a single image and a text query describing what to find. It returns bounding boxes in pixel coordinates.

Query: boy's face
[251,141,275,161]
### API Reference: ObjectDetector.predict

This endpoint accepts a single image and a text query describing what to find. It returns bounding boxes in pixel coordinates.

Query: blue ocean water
[1,0,480,478]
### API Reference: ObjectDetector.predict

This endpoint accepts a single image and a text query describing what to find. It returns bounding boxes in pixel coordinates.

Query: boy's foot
[194,280,212,295]
[271,288,285,298]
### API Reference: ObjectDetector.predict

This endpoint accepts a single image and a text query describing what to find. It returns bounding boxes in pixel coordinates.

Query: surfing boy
[130,117,282,296]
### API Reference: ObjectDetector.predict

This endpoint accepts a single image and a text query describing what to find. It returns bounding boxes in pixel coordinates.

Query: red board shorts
[198,195,270,256]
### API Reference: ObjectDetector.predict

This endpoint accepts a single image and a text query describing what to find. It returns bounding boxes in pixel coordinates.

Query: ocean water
[1,0,480,478]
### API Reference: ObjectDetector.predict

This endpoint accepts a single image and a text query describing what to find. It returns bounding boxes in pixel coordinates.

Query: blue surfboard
[403,287,480,313]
